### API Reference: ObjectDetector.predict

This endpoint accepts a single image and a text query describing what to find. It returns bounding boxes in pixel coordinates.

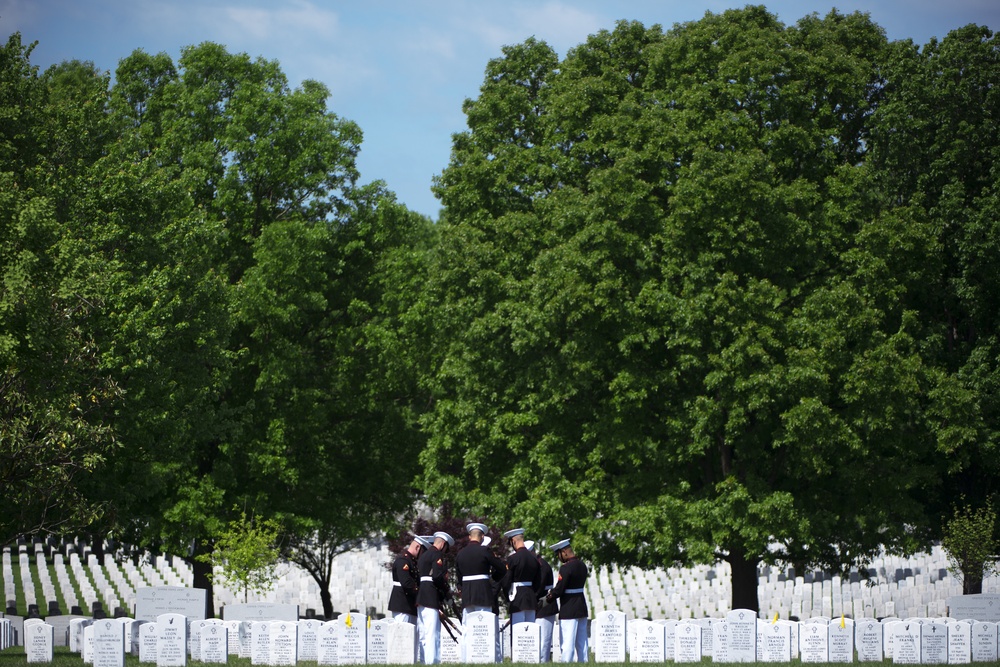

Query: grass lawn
[5,647,1000,667]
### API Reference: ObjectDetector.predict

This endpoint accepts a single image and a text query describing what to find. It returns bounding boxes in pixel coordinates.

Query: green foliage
[869,24,1000,516]
[423,8,952,611]
[0,34,122,543]
[942,500,999,595]
[67,42,432,614]
[201,509,282,602]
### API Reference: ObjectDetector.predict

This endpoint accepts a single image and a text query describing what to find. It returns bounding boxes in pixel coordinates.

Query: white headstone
[221,620,245,657]
[188,620,211,662]
[675,622,703,663]
[386,621,417,665]
[200,623,228,664]
[593,611,626,662]
[26,622,54,664]
[655,619,677,661]
[712,619,731,663]
[726,609,756,663]
[250,621,270,666]
[366,619,391,665]
[828,618,854,663]
[139,622,158,664]
[268,621,297,667]
[949,620,972,665]
[921,621,948,664]
[317,621,339,666]
[758,620,791,663]
[155,614,187,667]
[512,622,541,664]
[84,625,95,665]
[439,624,460,664]
[70,618,92,654]
[630,619,665,663]
[465,611,497,664]
[93,618,126,667]
[799,621,829,663]
[856,619,883,662]
[694,618,714,656]
[338,613,367,665]
[298,618,322,662]
[551,621,561,662]
[127,620,147,656]
[892,622,921,664]
[971,621,998,662]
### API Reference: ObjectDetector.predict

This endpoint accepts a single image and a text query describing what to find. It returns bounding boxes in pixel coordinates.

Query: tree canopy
[421,8,990,610]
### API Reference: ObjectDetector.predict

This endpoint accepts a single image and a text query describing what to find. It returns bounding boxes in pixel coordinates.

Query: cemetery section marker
[948,595,1000,623]
[135,588,206,622]
[223,603,299,623]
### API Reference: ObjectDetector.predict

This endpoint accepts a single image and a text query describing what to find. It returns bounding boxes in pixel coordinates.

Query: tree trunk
[321,587,333,619]
[963,563,984,594]
[190,553,216,619]
[728,547,761,613]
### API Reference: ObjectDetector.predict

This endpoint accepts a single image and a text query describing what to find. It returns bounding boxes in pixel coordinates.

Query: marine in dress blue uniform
[455,523,505,661]
[545,538,589,663]
[416,531,454,664]
[502,528,541,625]
[389,535,432,624]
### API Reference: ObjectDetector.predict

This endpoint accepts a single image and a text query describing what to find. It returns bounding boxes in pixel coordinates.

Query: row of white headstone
[588,609,1000,664]
[51,612,552,666]
[61,614,418,666]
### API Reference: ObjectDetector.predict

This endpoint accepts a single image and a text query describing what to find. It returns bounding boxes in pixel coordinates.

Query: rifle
[439,609,462,641]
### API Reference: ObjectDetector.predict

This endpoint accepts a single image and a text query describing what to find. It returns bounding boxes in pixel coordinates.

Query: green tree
[0,35,122,543]
[77,42,430,616]
[942,500,999,595]
[201,509,283,603]
[869,25,1000,522]
[236,189,435,618]
[423,9,941,611]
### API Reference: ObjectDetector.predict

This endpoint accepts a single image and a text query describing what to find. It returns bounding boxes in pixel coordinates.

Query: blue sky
[4,1,999,220]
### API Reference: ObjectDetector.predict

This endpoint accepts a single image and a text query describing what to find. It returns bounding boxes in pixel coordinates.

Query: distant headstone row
[583,609,1000,664]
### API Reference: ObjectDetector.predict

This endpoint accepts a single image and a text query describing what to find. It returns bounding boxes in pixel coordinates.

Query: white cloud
[219,0,338,41]
[513,1,606,54]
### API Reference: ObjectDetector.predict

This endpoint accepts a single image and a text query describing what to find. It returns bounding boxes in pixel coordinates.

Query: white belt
[565,587,584,594]
[393,582,402,587]
[512,582,533,588]
[463,574,489,581]
[420,576,434,582]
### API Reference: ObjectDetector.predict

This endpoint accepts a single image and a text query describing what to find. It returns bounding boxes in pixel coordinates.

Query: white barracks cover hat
[550,538,571,551]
